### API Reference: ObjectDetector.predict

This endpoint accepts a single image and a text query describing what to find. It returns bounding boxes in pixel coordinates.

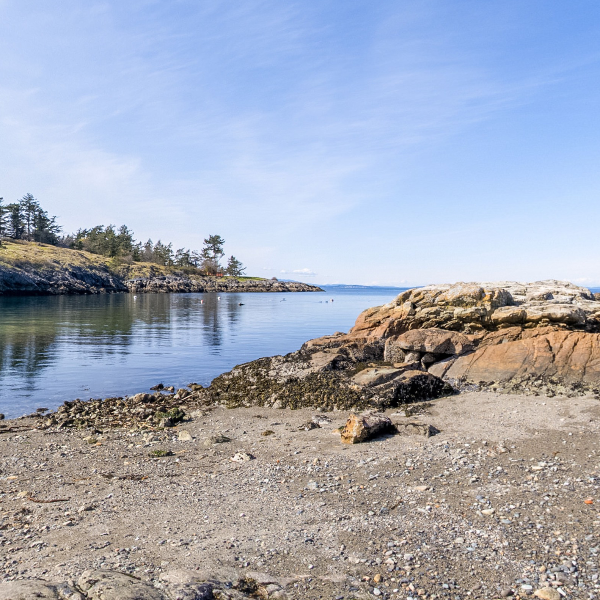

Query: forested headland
[0,194,245,277]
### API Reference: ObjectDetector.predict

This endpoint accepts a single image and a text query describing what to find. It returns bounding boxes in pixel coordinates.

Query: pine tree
[0,198,6,239]
[6,202,24,239]
[201,234,225,275]
[225,255,246,277]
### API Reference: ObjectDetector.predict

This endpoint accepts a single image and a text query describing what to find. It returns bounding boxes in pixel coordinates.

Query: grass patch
[148,449,174,457]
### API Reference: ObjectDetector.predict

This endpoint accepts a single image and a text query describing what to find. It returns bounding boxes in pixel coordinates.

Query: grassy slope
[0,240,264,281]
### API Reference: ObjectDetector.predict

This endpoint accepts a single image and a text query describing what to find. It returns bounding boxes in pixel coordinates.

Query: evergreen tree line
[0,194,245,276]
[0,194,61,244]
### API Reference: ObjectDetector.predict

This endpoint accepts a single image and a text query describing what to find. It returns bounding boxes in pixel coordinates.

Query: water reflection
[0,293,250,404]
[0,287,403,417]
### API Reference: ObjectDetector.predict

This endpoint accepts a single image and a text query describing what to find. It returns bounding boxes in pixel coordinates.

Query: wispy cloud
[280,268,317,277]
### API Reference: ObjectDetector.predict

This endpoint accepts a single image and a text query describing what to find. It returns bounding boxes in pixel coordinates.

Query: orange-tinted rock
[340,412,393,444]
[436,330,600,385]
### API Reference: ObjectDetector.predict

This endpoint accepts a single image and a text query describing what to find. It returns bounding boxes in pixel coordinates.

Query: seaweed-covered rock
[205,347,453,411]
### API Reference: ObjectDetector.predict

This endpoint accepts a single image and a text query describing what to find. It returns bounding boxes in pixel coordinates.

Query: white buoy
[133,295,137,300]
[218,296,221,300]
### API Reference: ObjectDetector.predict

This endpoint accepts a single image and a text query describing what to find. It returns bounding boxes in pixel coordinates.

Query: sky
[1,1,599,286]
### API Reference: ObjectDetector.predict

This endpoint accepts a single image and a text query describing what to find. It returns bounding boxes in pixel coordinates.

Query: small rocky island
[2,280,600,599]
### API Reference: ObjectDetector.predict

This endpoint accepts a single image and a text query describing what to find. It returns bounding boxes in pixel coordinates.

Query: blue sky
[1,1,599,285]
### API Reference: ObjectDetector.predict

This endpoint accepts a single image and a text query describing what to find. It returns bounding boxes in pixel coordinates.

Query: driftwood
[27,496,70,504]
[340,412,394,444]
[0,427,36,434]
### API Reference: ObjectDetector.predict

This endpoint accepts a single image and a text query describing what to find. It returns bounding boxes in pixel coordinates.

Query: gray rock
[0,580,63,600]
[78,570,164,600]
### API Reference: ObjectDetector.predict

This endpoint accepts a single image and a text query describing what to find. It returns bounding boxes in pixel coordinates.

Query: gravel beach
[2,391,600,599]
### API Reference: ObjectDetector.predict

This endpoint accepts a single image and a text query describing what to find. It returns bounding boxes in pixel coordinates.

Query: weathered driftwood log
[340,412,394,444]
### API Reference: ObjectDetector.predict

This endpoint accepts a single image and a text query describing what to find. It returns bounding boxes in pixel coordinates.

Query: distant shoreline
[0,240,323,296]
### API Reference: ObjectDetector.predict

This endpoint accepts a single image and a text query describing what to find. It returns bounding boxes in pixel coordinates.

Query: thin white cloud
[280,268,317,277]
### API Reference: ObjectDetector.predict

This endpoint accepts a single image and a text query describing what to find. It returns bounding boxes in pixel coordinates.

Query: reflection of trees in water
[0,292,247,387]
[0,294,137,384]
[201,294,222,350]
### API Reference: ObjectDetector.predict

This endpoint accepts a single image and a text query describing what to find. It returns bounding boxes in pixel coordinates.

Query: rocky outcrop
[0,569,264,599]
[126,275,322,294]
[33,280,600,423]
[0,261,321,295]
[0,262,127,295]
[308,280,600,396]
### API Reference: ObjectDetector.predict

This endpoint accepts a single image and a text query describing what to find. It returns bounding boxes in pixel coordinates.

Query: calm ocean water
[0,286,405,418]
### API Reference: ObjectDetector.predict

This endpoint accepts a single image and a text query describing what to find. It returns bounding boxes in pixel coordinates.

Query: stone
[78,569,165,600]
[203,433,231,447]
[231,452,255,462]
[340,412,394,444]
[534,588,560,600]
[0,580,62,599]
[298,420,320,431]
[394,422,440,437]
[177,430,193,441]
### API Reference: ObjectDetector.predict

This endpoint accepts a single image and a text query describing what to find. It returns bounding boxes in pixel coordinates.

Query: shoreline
[0,240,323,296]
[2,280,600,597]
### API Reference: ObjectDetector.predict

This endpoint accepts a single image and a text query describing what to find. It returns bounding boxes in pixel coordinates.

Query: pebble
[177,430,192,441]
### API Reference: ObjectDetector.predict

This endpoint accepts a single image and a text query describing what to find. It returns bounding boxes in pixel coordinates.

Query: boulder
[341,412,394,443]
[387,328,475,356]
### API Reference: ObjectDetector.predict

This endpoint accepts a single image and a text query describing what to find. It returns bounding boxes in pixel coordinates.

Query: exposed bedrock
[125,276,322,294]
[306,280,600,396]
[199,280,600,410]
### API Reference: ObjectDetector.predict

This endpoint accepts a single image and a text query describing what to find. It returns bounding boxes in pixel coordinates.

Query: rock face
[0,262,322,295]
[0,262,127,295]
[309,280,600,395]
[0,570,259,599]
[126,276,322,294]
